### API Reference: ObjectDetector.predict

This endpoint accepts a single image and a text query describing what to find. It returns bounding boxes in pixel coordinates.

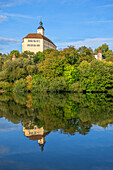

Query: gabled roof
[23,33,56,47]
[98,49,102,53]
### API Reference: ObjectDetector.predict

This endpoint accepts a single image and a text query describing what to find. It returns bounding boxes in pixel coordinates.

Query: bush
[32,76,68,92]
[0,81,12,91]
[69,82,82,92]
[31,76,50,92]
[49,77,68,92]
[13,78,28,92]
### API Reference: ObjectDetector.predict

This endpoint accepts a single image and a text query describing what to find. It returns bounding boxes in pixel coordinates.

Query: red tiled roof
[12,53,16,59]
[23,33,56,47]
[25,131,51,141]
[98,49,102,53]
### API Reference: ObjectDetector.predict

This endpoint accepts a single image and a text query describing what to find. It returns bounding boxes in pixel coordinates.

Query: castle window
[28,40,33,42]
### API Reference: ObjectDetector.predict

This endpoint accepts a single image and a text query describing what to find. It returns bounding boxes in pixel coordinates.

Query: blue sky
[0,0,113,53]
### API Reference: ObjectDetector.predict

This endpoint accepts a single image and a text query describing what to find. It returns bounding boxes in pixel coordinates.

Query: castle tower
[37,21,45,35]
[38,137,45,152]
[12,53,16,61]
[97,49,102,61]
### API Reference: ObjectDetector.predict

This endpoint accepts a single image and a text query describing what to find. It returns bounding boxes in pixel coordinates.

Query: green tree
[21,51,34,58]
[37,50,65,79]
[33,52,45,64]
[13,78,28,92]
[0,58,37,82]
[10,50,20,58]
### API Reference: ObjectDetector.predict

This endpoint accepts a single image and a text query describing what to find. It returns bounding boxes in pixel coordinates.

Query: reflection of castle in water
[23,125,50,151]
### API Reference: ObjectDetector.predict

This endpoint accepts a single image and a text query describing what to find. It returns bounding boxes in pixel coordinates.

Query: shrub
[13,78,28,92]
[0,81,12,91]
[49,77,68,92]
[32,76,50,92]
[69,82,82,92]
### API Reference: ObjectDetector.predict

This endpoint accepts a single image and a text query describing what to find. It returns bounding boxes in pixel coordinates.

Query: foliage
[37,50,65,79]
[13,78,28,92]
[105,56,113,62]
[49,77,68,92]
[94,43,113,58]
[10,50,20,58]
[33,52,45,64]
[1,93,113,135]
[0,81,12,91]
[0,58,37,82]
[31,75,50,92]
[21,51,34,58]
[78,60,113,91]
[0,45,113,92]
[78,46,95,63]
[26,75,32,91]
[94,44,109,54]
[64,64,79,86]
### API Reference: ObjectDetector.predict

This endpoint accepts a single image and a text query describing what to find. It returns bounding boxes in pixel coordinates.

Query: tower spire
[37,20,45,35]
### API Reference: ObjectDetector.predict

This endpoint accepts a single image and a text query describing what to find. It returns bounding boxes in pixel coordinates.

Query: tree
[78,46,95,63]
[10,50,20,58]
[26,75,32,91]
[94,44,109,53]
[37,50,65,79]
[33,52,45,64]
[13,78,28,92]
[94,44,112,58]
[21,51,34,58]
[0,58,38,82]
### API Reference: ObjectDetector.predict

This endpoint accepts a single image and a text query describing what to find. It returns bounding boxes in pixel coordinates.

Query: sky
[0,0,113,53]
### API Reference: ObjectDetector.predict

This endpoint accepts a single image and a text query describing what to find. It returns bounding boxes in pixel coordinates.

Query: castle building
[94,49,103,61]
[22,21,56,53]
[23,125,50,152]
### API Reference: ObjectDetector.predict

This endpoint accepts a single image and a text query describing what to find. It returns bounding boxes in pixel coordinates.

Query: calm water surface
[0,93,113,170]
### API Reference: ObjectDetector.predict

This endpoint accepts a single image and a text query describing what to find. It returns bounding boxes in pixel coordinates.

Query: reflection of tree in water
[0,93,113,136]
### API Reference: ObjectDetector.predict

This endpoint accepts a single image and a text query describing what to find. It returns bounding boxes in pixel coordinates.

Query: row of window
[28,40,40,42]
[27,44,40,47]
[29,132,41,135]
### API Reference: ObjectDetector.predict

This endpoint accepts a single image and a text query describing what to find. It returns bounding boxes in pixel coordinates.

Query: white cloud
[0,0,28,8]
[80,20,113,24]
[57,38,113,50]
[0,118,21,132]
[0,15,8,23]
[102,4,113,8]
[2,13,41,19]
[1,12,40,19]
[0,2,15,7]
[92,124,113,131]
[0,10,41,20]
[0,37,20,45]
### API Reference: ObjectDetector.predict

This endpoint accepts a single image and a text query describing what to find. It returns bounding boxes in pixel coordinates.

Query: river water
[0,93,113,170]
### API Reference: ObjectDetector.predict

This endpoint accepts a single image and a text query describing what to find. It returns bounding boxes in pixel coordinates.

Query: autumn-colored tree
[26,75,32,91]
